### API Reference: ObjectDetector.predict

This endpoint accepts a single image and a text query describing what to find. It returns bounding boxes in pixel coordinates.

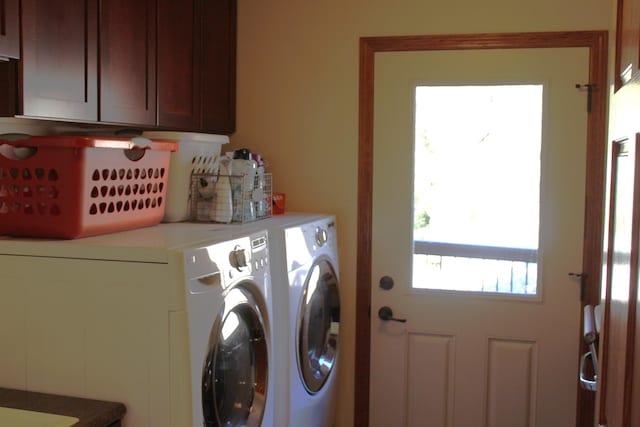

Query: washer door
[202,285,268,427]
[298,257,340,393]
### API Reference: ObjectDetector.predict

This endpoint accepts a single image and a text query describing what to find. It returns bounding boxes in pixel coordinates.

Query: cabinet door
[615,0,640,89]
[157,0,200,129]
[200,0,236,134]
[21,0,98,121]
[100,0,156,125]
[0,0,19,59]
[0,59,17,116]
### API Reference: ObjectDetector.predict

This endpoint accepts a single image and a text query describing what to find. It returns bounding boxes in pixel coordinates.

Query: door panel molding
[485,338,538,426]
[406,333,454,426]
[356,31,608,427]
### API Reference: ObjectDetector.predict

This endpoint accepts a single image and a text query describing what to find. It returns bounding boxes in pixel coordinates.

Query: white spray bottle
[211,155,233,223]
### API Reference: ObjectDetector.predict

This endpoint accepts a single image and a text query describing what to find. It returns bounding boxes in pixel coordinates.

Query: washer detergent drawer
[184,246,226,295]
[285,227,314,271]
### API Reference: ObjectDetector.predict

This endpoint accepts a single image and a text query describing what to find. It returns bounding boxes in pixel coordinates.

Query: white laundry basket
[143,131,229,222]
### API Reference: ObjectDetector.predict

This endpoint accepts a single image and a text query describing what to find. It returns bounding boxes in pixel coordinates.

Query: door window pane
[413,85,543,295]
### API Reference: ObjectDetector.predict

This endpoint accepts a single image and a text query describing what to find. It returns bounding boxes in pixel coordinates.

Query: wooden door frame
[355,31,608,427]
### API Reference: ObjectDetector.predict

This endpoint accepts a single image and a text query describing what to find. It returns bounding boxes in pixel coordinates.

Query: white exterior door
[370,47,589,427]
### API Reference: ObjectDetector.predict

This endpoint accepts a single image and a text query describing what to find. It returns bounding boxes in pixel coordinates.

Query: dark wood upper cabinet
[200,0,236,134]
[20,0,99,121]
[0,0,19,59]
[2,0,235,131]
[615,0,640,90]
[157,0,201,129]
[100,0,157,125]
[158,0,236,134]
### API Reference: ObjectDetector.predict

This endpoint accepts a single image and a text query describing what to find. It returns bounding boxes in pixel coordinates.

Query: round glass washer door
[202,285,269,427]
[298,257,340,394]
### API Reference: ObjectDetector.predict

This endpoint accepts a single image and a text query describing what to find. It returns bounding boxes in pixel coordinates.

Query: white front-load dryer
[185,230,275,427]
[284,215,340,427]
[250,213,326,427]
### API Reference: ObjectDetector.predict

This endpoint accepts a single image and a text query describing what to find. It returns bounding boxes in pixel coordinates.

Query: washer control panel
[229,246,248,270]
[250,233,269,272]
[225,232,268,273]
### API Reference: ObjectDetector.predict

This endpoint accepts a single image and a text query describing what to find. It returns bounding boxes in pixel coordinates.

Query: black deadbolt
[379,276,394,290]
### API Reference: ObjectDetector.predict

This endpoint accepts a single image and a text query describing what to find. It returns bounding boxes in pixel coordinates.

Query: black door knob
[378,306,407,323]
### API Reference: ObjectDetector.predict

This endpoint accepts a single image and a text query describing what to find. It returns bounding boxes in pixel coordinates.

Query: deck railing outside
[413,241,538,295]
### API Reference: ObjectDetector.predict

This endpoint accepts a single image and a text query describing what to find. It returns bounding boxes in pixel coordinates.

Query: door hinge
[575,83,595,113]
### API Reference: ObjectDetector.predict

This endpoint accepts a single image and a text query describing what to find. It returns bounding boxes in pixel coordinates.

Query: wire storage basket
[190,172,272,223]
[142,131,229,223]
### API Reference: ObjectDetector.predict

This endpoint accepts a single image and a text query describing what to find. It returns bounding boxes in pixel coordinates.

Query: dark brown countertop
[0,388,126,426]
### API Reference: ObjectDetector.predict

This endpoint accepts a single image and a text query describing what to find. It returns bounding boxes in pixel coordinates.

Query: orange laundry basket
[0,135,178,239]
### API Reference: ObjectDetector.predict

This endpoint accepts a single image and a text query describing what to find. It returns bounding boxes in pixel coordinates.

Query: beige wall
[232,1,611,426]
[0,1,611,425]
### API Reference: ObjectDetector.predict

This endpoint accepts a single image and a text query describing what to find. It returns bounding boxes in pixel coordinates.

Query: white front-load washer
[0,223,275,427]
[283,215,340,427]
[185,230,274,427]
